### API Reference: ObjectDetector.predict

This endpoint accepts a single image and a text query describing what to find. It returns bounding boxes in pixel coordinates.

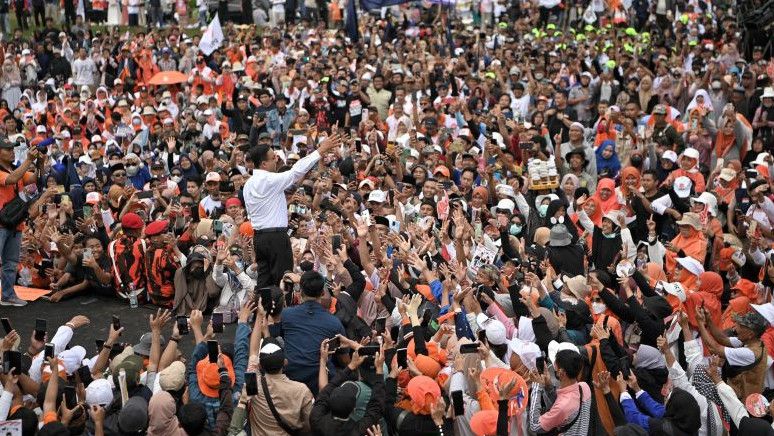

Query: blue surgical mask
[509,224,522,235]
[538,204,549,217]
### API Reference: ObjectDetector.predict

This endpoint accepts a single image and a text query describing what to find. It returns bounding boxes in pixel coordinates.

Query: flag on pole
[345,0,360,43]
[199,13,224,56]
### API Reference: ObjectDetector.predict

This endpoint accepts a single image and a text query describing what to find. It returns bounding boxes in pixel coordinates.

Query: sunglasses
[113,172,126,177]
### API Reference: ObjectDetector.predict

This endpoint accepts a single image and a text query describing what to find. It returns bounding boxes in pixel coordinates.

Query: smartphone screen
[64,386,77,409]
[451,390,465,416]
[212,313,223,333]
[536,356,545,373]
[83,205,93,218]
[137,190,155,200]
[177,316,189,335]
[112,315,120,331]
[34,319,46,341]
[3,351,21,375]
[77,365,93,386]
[213,220,223,235]
[331,235,342,252]
[359,345,379,356]
[207,340,219,363]
[373,317,387,334]
[245,372,258,396]
[1,318,11,334]
[259,287,273,313]
[459,343,481,354]
[95,339,104,354]
[397,348,408,368]
[44,343,55,360]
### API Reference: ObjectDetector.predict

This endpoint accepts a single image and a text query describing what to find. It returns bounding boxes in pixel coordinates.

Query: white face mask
[126,164,139,176]
[592,302,607,314]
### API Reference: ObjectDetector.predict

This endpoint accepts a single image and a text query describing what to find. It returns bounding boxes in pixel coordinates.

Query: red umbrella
[148,71,188,85]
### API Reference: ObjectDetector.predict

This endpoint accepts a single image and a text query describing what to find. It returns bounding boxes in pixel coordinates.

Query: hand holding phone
[176,316,190,335]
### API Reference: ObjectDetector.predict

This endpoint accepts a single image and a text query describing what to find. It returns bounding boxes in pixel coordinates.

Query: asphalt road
[0,296,238,357]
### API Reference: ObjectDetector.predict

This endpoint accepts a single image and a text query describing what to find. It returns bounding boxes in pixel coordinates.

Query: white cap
[673,176,693,198]
[36,125,46,133]
[205,172,221,183]
[91,134,103,143]
[367,189,387,203]
[484,319,507,345]
[496,198,515,214]
[752,303,774,326]
[662,150,678,162]
[508,338,541,371]
[661,281,687,302]
[58,345,86,375]
[85,379,114,406]
[21,49,30,55]
[682,147,700,160]
[203,109,213,116]
[676,256,704,277]
[547,340,579,365]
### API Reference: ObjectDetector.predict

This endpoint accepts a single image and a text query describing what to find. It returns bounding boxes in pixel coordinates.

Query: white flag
[199,13,224,56]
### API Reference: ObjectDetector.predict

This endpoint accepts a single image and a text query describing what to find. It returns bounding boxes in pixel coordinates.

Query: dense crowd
[0,0,771,435]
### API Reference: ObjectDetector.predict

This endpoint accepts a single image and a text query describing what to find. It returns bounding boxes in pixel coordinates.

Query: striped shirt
[529,381,592,435]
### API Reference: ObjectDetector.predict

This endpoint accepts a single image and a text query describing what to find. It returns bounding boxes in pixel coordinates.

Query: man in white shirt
[243,134,341,288]
[72,48,97,90]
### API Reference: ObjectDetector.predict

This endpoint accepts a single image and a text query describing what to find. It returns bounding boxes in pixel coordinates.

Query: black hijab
[649,387,701,436]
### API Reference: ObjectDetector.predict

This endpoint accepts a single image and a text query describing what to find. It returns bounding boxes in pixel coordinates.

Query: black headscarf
[648,387,701,436]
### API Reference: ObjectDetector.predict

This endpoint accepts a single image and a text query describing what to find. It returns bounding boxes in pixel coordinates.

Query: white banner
[199,14,224,56]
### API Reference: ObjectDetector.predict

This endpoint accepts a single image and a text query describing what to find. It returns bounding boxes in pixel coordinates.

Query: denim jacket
[188,322,251,429]
[266,107,296,146]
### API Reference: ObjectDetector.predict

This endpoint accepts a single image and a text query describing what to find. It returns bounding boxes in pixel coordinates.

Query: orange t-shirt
[0,166,36,231]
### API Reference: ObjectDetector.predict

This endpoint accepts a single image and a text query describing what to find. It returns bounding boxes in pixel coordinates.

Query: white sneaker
[0,297,27,306]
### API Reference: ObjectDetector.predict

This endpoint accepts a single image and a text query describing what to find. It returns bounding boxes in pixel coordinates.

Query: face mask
[126,164,139,176]
[538,204,549,217]
[299,260,314,272]
[534,73,544,80]
[509,224,522,235]
[171,175,182,183]
[630,155,643,167]
[190,267,206,279]
[592,302,607,314]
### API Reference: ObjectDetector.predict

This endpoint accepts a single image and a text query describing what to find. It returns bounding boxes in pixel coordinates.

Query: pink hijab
[148,391,186,436]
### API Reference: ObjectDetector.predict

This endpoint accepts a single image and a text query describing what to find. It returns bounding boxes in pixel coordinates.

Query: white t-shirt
[724,337,756,366]
[72,57,97,87]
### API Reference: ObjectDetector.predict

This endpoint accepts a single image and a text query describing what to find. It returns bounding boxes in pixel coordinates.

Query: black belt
[253,227,288,234]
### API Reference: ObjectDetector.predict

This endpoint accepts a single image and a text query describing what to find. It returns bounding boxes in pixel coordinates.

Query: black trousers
[253,230,292,290]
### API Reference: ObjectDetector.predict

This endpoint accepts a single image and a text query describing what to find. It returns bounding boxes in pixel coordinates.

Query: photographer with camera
[0,141,48,306]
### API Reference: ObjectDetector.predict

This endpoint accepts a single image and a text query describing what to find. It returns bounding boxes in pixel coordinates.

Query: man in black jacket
[221,90,254,136]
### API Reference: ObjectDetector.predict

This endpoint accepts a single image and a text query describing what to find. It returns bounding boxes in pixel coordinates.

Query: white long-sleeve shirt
[244,151,321,230]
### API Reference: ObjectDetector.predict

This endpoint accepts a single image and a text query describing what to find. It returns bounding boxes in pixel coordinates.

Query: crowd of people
[0,0,771,434]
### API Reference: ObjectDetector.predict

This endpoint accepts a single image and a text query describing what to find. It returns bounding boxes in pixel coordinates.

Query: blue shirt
[271,300,345,379]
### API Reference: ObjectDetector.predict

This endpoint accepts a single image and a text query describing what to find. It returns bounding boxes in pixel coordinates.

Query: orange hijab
[619,167,641,198]
[721,296,752,330]
[665,228,707,275]
[593,178,621,215]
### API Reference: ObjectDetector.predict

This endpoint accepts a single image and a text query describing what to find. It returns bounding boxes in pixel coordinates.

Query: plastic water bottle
[18,266,32,286]
[128,283,138,309]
